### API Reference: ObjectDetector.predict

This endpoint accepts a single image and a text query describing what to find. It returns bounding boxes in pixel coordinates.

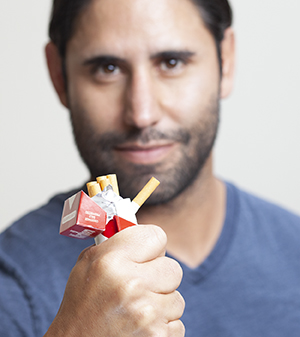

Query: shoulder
[226,181,300,254]
[0,188,91,336]
[228,181,300,226]
[0,187,90,276]
[0,188,81,257]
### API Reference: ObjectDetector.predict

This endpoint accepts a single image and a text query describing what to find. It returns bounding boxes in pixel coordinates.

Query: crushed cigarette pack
[59,175,160,242]
[60,190,107,239]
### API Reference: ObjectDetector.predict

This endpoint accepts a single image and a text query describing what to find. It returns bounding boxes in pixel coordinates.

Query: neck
[136,155,226,268]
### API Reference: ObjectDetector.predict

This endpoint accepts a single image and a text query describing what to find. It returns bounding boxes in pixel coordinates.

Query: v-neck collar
[166,182,240,284]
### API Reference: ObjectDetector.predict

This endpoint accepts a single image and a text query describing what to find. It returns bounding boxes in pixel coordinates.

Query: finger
[160,291,185,322]
[100,224,167,263]
[168,320,186,337]
[117,291,185,332]
[137,256,183,293]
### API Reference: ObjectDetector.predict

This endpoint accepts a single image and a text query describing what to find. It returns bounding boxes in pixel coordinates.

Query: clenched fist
[45,225,185,336]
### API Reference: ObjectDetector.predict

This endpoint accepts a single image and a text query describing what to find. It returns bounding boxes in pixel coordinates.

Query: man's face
[65,0,222,203]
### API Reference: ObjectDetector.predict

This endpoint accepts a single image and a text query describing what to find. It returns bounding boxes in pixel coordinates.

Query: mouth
[114,142,176,165]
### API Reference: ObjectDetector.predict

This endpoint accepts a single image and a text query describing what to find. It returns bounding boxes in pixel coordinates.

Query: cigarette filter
[86,181,101,198]
[107,174,119,195]
[96,176,110,191]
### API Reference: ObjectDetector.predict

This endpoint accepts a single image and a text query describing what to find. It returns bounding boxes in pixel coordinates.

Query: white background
[1,0,300,232]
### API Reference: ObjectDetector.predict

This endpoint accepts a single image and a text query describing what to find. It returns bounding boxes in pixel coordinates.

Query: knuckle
[162,258,183,289]
[89,251,119,279]
[174,291,185,316]
[135,225,167,250]
[78,245,95,262]
[179,320,186,336]
[126,302,157,330]
[98,251,114,270]
[168,320,185,336]
[138,303,156,325]
[151,225,167,247]
[123,277,145,296]
[168,258,183,279]
[176,320,186,336]
[149,328,168,337]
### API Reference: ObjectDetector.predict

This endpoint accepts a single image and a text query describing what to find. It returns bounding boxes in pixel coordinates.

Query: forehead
[68,0,212,58]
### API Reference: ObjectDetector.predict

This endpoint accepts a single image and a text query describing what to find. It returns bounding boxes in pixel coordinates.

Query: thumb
[104,224,167,263]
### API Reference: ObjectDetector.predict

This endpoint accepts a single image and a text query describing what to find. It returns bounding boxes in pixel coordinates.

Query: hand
[46,225,185,336]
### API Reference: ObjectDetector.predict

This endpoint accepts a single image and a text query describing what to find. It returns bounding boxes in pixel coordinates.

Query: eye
[91,62,122,83]
[98,63,120,75]
[159,58,184,72]
[165,58,180,68]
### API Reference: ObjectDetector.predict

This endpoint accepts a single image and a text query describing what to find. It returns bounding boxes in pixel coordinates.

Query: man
[1,0,300,336]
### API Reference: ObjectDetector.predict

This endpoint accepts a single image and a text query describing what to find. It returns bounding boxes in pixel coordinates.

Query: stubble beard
[69,96,220,205]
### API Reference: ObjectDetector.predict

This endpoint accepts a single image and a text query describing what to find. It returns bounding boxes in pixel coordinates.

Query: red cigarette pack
[60,191,107,239]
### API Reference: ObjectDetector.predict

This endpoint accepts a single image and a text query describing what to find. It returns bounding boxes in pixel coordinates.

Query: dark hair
[49,0,232,59]
[49,0,90,58]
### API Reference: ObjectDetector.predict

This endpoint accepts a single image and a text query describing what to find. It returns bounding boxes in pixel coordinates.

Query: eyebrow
[150,50,196,60]
[83,55,125,66]
[82,50,196,66]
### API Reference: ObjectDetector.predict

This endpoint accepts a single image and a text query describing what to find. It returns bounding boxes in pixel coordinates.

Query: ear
[45,42,68,108]
[220,28,235,99]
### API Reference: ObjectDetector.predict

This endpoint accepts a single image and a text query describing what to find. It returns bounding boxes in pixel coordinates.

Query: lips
[114,143,175,165]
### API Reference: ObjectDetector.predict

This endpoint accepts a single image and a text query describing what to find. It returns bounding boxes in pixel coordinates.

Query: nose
[123,67,161,129]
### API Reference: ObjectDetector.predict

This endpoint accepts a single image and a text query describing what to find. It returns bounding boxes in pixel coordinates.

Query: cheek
[160,66,220,124]
[67,74,126,131]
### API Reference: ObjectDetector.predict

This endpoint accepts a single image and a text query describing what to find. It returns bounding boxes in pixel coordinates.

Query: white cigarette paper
[132,177,160,207]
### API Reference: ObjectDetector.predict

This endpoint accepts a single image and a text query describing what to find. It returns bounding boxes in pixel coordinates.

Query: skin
[62,0,222,206]
[45,0,235,335]
[46,226,185,336]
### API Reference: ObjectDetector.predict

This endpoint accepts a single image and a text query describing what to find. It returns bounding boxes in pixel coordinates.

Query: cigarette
[86,181,106,245]
[107,174,120,195]
[86,181,101,198]
[96,176,110,191]
[132,177,160,208]
[97,174,120,195]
